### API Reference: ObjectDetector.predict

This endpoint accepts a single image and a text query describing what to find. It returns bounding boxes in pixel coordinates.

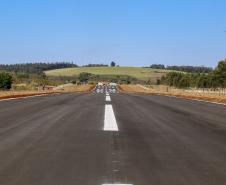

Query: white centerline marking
[104,104,118,131]
[102,184,133,185]
[106,96,111,102]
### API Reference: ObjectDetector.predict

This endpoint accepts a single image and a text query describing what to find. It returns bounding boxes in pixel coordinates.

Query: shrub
[0,72,13,90]
[78,72,92,82]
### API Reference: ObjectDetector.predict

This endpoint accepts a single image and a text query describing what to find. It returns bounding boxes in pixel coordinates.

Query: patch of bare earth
[0,85,95,100]
[119,85,226,104]
[54,84,95,93]
[0,91,56,100]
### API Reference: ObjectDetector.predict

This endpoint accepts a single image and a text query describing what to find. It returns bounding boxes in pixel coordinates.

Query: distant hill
[45,67,172,81]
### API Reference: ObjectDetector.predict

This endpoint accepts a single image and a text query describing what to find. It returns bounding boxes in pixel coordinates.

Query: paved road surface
[0,86,226,185]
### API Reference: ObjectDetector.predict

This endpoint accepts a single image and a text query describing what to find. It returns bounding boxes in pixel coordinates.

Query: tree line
[149,64,213,73]
[82,64,108,67]
[0,62,77,74]
[161,60,226,89]
[78,72,135,84]
[0,62,77,89]
[0,61,120,89]
[82,61,117,67]
[0,61,118,75]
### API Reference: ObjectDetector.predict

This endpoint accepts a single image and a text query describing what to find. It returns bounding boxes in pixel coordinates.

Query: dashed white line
[106,95,111,102]
[104,104,118,131]
[102,184,133,185]
[112,160,120,163]
[102,90,131,185]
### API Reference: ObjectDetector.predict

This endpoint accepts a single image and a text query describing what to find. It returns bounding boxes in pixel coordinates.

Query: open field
[119,84,226,104]
[45,67,171,81]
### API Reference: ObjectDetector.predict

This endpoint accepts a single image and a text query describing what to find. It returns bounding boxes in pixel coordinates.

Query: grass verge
[0,85,95,100]
[0,91,56,100]
[119,85,226,104]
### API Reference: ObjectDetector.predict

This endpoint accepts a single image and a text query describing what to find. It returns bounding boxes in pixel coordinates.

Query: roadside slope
[0,84,95,101]
[119,84,226,104]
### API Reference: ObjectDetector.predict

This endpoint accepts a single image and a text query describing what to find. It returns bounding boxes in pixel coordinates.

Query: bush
[110,61,116,67]
[78,72,93,82]
[150,64,165,69]
[178,76,191,88]
[88,81,95,85]
[0,72,13,90]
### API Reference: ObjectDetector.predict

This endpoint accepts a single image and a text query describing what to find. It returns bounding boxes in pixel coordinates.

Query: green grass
[45,67,171,80]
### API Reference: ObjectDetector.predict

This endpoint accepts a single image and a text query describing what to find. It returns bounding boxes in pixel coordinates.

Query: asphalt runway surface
[0,85,226,185]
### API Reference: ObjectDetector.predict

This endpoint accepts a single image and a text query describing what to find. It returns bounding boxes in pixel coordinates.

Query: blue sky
[0,0,226,67]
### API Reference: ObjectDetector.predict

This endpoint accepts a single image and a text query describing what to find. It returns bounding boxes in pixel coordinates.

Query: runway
[0,85,226,185]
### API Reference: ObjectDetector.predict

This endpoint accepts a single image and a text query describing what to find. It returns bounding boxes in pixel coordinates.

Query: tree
[0,72,13,90]
[215,60,226,76]
[160,60,226,89]
[178,76,190,88]
[156,79,161,85]
[214,60,226,87]
[150,64,165,69]
[110,61,116,67]
[164,72,182,86]
[78,72,92,82]
[35,73,48,91]
[196,75,209,88]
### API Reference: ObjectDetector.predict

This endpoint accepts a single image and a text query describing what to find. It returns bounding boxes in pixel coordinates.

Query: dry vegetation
[0,91,53,100]
[54,84,95,93]
[0,84,95,100]
[119,85,226,104]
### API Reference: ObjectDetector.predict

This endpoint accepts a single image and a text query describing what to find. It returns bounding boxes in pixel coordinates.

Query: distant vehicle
[109,83,117,86]
[98,82,103,86]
